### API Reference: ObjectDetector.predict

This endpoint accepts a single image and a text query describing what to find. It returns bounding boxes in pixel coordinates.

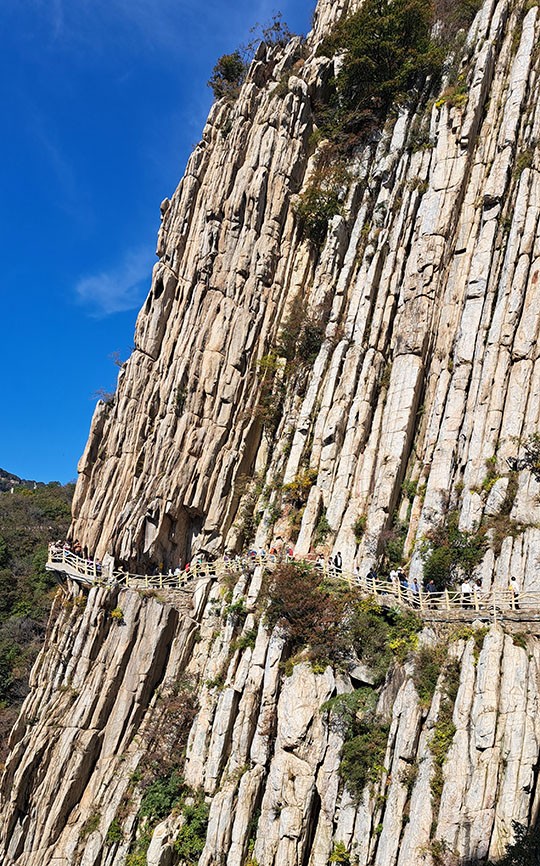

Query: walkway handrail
[46,546,535,616]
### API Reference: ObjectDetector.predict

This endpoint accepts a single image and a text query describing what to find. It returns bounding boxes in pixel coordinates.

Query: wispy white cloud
[75,247,153,316]
[28,0,285,59]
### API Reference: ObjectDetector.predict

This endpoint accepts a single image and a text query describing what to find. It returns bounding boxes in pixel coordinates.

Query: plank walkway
[46,547,538,623]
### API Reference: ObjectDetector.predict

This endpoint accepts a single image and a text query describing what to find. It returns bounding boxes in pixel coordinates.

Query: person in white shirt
[461,579,472,607]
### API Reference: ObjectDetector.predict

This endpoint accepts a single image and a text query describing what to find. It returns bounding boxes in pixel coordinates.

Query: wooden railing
[46,547,536,618]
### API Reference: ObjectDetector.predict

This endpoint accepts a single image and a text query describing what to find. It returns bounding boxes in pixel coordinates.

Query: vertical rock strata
[4,0,540,863]
[1,575,540,865]
[71,0,540,596]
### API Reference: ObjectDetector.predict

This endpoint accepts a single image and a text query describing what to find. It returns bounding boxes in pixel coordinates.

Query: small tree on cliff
[208,14,294,101]
[208,52,248,100]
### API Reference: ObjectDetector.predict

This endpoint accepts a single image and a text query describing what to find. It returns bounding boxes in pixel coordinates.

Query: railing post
[474,590,479,612]
[419,587,424,612]
[511,590,515,611]
[159,573,163,589]
[445,588,450,611]
[397,581,402,603]
[145,575,149,588]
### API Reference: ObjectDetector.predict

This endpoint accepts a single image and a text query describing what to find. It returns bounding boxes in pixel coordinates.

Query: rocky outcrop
[70,0,540,606]
[3,0,540,863]
[1,569,539,866]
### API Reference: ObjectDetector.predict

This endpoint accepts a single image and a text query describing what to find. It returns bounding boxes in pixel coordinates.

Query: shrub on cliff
[173,795,210,863]
[319,0,439,142]
[294,161,348,247]
[208,14,294,101]
[263,562,349,663]
[421,510,488,588]
[262,563,421,673]
[208,52,248,100]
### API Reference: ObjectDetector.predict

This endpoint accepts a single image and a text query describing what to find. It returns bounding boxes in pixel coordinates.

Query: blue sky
[0,0,313,483]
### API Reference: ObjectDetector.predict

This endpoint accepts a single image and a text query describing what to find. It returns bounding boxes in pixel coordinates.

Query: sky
[0,0,313,484]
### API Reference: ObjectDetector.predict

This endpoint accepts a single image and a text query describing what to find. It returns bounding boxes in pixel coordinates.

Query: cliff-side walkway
[46,546,538,624]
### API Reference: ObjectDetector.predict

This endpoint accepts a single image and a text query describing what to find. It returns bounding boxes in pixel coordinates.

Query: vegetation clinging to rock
[294,158,349,247]
[421,509,488,588]
[318,0,439,145]
[262,562,421,676]
[208,13,294,101]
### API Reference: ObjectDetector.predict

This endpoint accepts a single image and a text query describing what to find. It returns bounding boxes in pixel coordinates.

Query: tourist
[461,578,473,607]
[409,577,420,602]
[509,576,520,610]
[366,567,377,591]
[334,551,343,574]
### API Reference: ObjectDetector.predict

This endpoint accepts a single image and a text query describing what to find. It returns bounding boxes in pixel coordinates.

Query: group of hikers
[50,539,523,610]
[49,539,103,576]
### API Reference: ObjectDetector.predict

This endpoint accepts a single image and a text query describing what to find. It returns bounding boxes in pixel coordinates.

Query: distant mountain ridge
[0,468,43,493]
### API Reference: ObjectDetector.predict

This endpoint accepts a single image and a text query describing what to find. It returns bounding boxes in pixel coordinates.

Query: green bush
[276,307,326,366]
[263,564,421,677]
[208,52,248,100]
[282,469,318,508]
[429,660,460,810]
[348,599,421,683]
[421,510,487,588]
[173,797,210,863]
[208,14,294,102]
[232,627,258,651]
[313,511,331,547]
[322,686,377,736]
[340,720,390,800]
[223,598,248,626]
[81,809,101,838]
[139,771,185,822]
[329,841,352,863]
[294,161,348,247]
[353,515,367,543]
[413,645,446,707]
[126,830,153,866]
[105,818,123,845]
[320,0,438,141]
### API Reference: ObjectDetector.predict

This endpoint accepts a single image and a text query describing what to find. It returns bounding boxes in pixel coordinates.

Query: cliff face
[70,0,540,602]
[1,573,539,866]
[3,0,540,863]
